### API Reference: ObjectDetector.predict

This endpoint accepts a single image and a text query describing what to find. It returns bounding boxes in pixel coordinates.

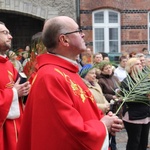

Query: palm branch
[115,67,150,115]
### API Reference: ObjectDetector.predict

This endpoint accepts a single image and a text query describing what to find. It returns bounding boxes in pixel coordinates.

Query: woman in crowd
[79,64,110,114]
[97,61,120,150]
[120,57,150,150]
[97,61,120,109]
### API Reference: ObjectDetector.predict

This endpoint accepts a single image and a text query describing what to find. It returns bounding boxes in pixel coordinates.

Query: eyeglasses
[63,29,83,35]
[0,30,11,36]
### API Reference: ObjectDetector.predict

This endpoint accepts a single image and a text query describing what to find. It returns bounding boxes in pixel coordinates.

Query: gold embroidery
[6,70,15,88]
[13,120,18,142]
[31,74,37,86]
[55,68,94,103]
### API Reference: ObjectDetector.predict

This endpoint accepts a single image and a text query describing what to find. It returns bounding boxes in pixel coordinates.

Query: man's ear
[59,35,69,47]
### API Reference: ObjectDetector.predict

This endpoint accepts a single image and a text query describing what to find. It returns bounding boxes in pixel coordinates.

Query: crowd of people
[0,16,149,150]
[79,51,150,150]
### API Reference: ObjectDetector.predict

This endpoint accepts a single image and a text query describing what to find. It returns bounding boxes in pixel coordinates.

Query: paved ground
[116,129,150,150]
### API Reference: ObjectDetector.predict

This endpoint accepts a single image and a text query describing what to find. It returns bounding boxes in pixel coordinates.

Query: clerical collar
[48,52,78,66]
[0,54,7,58]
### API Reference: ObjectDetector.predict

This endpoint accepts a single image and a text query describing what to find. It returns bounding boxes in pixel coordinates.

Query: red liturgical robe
[0,56,23,150]
[17,53,108,150]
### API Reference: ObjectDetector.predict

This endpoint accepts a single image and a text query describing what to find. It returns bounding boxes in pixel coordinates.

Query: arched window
[92,9,121,53]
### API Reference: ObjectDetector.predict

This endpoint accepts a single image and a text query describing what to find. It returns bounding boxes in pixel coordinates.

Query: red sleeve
[0,89,13,128]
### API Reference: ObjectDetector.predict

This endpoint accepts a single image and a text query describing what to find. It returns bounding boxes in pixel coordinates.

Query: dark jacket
[97,73,120,102]
[121,76,150,120]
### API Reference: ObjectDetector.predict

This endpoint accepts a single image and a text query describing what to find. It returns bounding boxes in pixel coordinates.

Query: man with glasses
[17,16,123,150]
[0,21,31,150]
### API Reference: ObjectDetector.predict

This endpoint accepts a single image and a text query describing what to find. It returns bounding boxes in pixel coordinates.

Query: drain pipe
[76,0,80,27]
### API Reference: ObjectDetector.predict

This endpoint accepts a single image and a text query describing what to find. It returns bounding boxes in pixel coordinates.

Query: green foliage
[115,67,150,115]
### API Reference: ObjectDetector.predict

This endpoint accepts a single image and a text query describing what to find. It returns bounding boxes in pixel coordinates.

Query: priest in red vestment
[0,21,31,150]
[17,16,123,150]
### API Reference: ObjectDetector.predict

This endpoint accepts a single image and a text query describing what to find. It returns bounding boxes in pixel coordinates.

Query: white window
[92,9,121,53]
[148,12,150,50]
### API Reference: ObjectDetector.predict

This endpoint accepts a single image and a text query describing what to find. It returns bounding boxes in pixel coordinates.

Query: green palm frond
[115,67,150,115]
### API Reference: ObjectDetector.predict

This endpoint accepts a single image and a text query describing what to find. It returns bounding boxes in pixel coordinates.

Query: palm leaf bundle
[115,67,150,115]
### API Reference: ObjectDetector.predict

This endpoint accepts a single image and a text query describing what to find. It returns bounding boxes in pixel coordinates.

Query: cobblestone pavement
[116,129,150,150]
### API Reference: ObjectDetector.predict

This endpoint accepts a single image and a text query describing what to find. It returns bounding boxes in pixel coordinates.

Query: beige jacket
[82,79,110,114]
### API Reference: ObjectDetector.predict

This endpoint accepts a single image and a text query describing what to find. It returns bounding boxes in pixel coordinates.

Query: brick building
[79,0,150,55]
[0,0,149,55]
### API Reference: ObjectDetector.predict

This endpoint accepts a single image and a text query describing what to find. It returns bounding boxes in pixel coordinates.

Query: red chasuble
[17,53,108,150]
[0,56,23,150]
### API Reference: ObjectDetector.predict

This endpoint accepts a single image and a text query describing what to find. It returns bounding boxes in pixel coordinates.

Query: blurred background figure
[75,54,83,71]
[93,53,103,78]
[145,55,150,68]
[25,45,30,52]
[22,51,30,67]
[114,56,128,82]
[121,52,130,60]
[129,51,136,58]
[135,53,146,69]
[8,50,23,72]
[101,52,110,62]
[80,48,93,66]
[16,48,24,64]
[23,32,46,83]
[142,47,149,55]
[93,52,103,65]
[101,52,116,72]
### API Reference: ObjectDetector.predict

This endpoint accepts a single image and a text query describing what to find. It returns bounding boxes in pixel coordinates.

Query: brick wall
[80,0,150,53]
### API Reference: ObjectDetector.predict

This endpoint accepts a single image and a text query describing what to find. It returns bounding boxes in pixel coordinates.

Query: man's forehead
[96,54,102,57]
[0,24,7,30]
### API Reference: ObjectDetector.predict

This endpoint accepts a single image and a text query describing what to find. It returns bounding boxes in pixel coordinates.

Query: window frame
[148,12,150,51]
[92,9,121,53]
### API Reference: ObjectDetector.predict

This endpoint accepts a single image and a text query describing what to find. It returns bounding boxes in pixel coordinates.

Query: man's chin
[81,47,88,52]
[6,44,11,50]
